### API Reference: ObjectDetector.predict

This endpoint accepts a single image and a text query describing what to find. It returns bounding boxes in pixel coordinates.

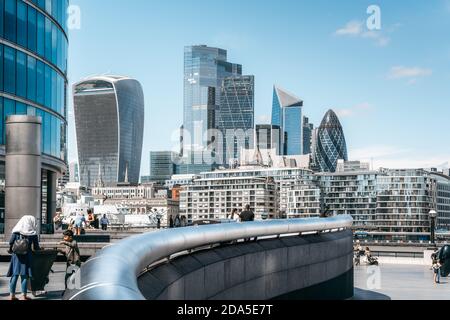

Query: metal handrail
[65,215,353,300]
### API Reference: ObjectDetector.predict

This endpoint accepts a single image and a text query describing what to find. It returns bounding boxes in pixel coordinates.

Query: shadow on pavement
[353,288,391,300]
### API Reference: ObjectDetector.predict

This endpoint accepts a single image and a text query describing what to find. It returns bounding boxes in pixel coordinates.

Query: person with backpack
[7,215,41,301]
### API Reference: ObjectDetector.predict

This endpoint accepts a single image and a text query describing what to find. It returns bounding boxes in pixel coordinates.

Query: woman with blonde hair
[7,215,41,300]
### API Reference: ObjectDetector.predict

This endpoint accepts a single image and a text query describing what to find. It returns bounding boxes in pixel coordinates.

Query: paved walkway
[1,262,449,300]
[354,264,450,300]
[0,262,66,300]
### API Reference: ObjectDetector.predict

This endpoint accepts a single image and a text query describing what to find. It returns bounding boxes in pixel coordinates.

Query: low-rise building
[180,175,277,222]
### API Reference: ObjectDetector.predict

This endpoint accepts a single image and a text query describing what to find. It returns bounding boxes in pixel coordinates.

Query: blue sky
[67,0,450,174]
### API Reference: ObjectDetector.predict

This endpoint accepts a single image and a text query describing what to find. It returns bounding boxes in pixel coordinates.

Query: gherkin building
[313,110,348,172]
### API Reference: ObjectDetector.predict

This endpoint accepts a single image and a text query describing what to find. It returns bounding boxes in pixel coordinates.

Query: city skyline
[67,0,450,174]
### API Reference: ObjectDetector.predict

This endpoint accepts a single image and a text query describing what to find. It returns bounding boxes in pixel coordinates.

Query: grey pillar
[5,116,42,236]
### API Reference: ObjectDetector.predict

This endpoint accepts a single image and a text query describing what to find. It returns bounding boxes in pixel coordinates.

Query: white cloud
[334,20,390,47]
[350,145,410,160]
[388,66,433,79]
[349,145,450,170]
[335,102,373,118]
[256,114,271,124]
[335,21,363,36]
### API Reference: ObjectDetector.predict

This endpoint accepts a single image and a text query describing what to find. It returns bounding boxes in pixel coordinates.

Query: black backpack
[12,235,29,256]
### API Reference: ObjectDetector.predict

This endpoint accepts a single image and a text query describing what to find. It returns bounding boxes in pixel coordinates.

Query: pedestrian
[53,212,63,231]
[7,215,40,301]
[157,217,161,229]
[100,214,109,231]
[180,216,187,227]
[239,205,255,242]
[58,230,81,290]
[174,215,181,228]
[431,248,439,270]
[432,254,442,284]
[74,212,86,236]
[239,205,255,222]
[87,210,95,229]
[169,216,174,228]
[229,208,241,222]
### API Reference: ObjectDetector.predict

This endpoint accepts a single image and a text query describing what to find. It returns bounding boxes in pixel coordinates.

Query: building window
[37,13,45,56]
[4,46,15,94]
[17,0,27,48]
[16,50,27,98]
[4,0,17,43]
[27,6,37,52]
[27,55,36,101]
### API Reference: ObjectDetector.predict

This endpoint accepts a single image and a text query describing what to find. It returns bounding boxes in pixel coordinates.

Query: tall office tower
[182,45,242,173]
[69,162,79,182]
[149,151,177,184]
[255,124,281,151]
[218,76,255,166]
[73,76,145,187]
[313,110,348,173]
[303,117,314,155]
[271,86,304,156]
[0,0,69,232]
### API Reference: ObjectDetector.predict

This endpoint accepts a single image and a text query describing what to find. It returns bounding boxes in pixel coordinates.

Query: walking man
[100,214,110,231]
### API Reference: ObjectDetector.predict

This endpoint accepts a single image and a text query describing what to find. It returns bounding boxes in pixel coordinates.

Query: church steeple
[95,162,104,188]
[124,162,129,184]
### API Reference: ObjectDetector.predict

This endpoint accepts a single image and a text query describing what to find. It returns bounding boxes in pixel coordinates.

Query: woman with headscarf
[7,215,40,300]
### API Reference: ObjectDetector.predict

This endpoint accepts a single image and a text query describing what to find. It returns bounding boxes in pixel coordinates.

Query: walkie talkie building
[73,76,145,187]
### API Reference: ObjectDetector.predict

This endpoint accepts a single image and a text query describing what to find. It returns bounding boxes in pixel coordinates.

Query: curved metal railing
[65,215,353,300]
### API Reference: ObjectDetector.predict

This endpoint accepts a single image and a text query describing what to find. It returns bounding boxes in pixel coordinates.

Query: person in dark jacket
[239,205,255,222]
[7,215,40,300]
[240,205,255,242]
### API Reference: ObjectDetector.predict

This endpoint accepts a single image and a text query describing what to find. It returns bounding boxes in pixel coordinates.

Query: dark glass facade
[303,117,314,155]
[313,110,348,173]
[0,0,68,233]
[218,75,254,165]
[149,151,176,184]
[73,76,145,187]
[255,124,281,151]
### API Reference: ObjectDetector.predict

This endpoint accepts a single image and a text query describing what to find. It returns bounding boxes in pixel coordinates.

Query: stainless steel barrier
[65,215,353,300]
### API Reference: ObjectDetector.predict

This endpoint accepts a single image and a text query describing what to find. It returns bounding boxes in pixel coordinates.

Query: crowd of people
[5,206,257,300]
[53,210,110,235]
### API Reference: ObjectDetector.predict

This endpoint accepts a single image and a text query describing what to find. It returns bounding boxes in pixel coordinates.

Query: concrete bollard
[4,116,42,236]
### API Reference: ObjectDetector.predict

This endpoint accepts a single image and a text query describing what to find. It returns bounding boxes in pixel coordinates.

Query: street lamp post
[429,210,437,245]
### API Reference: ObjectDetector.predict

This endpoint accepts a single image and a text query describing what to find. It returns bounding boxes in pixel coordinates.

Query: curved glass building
[0,0,69,232]
[73,76,145,188]
[313,110,348,172]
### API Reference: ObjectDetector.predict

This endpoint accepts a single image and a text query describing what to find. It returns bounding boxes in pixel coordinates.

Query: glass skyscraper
[218,75,254,166]
[73,76,145,187]
[255,124,281,151]
[313,109,348,172]
[182,45,242,173]
[149,151,177,184]
[0,0,69,232]
[303,117,314,155]
[271,86,303,156]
